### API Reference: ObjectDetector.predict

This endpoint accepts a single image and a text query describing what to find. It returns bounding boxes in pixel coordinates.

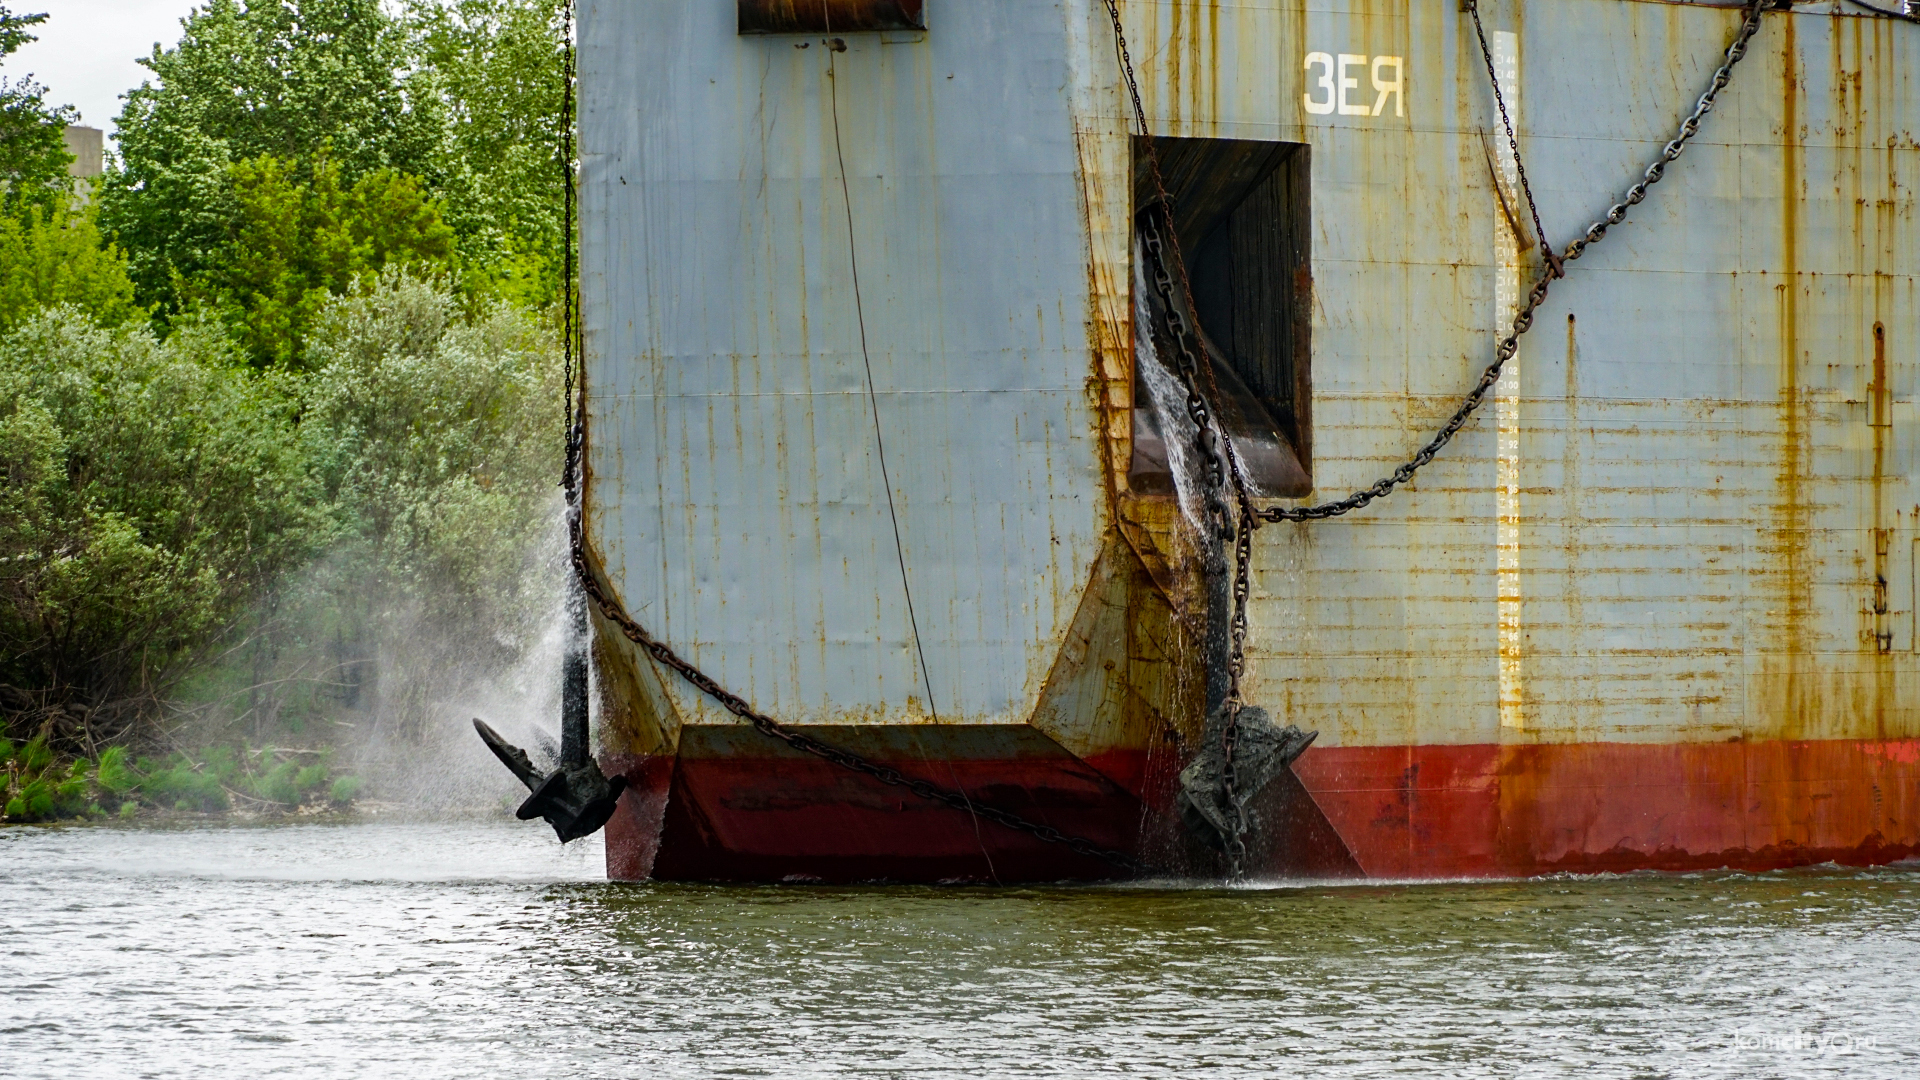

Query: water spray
[472,574,625,843]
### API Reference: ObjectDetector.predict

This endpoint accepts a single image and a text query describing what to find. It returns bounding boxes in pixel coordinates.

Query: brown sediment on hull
[1528,833,1919,876]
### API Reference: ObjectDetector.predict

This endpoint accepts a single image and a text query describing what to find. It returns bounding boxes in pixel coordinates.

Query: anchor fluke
[474,718,626,843]
[1176,705,1317,853]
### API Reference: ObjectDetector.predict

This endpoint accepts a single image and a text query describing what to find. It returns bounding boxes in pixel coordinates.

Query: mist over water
[3,821,1915,1079]
[202,495,584,818]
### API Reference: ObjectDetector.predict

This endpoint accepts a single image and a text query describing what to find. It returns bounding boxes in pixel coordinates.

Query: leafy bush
[0,739,371,822]
[0,310,326,743]
[256,761,300,806]
[95,746,134,794]
[135,757,229,813]
[301,272,559,606]
[246,272,564,741]
[2,736,106,820]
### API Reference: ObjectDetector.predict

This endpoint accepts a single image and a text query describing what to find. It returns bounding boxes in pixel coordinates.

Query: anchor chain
[1108,0,1267,873]
[1136,209,1253,873]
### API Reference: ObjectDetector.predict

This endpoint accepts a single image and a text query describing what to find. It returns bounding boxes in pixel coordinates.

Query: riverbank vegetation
[1,0,574,822]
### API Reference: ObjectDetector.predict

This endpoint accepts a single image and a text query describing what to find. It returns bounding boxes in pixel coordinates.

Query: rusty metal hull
[578,0,1920,881]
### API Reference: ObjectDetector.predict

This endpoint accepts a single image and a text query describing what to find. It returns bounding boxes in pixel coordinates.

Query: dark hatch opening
[738,0,925,34]
[1128,137,1312,499]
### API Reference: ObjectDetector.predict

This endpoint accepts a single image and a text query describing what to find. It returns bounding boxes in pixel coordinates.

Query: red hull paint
[1292,738,1920,877]
[602,734,1920,882]
[608,725,1155,883]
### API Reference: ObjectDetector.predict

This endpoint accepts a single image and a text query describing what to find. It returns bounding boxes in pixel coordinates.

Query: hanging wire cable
[825,41,942,729]
[560,0,581,500]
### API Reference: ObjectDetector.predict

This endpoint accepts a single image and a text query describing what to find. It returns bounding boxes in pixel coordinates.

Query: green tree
[98,0,445,312]
[0,309,326,745]
[0,201,141,333]
[403,0,568,306]
[101,0,573,317]
[0,4,75,215]
[194,153,457,368]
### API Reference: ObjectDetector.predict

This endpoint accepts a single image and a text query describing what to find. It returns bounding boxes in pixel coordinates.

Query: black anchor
[474,580,624,843]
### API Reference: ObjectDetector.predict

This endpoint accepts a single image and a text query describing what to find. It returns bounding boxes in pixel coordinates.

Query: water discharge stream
[3,821,1916,1078]
[1134,238,1208,534]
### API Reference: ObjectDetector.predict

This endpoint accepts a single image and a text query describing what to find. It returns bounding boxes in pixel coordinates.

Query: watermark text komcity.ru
[1733,1029,1877,1055]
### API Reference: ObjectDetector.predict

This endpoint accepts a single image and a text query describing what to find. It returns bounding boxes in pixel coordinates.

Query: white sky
[11,0,202,135]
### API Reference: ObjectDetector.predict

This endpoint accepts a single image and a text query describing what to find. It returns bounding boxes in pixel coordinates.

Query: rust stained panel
[738,0,924,34]
[583,0,1109,733]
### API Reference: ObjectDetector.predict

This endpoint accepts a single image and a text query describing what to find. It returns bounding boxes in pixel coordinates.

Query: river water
[3,820,1915,1079]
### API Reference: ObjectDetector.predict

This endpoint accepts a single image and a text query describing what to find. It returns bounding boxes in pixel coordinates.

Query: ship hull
[1296,737,1920,878]
[579,0,1920,884]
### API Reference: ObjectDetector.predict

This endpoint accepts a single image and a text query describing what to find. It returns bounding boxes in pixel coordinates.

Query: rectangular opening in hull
[1129,136,1313,497]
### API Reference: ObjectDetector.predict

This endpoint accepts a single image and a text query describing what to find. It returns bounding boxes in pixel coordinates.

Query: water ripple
[2,823,1916,1078]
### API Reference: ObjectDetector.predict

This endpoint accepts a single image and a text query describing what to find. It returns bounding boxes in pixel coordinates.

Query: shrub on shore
[0,308,326,743]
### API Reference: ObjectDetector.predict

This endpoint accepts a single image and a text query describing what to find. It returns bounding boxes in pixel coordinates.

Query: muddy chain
[1136,213,1255,874]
